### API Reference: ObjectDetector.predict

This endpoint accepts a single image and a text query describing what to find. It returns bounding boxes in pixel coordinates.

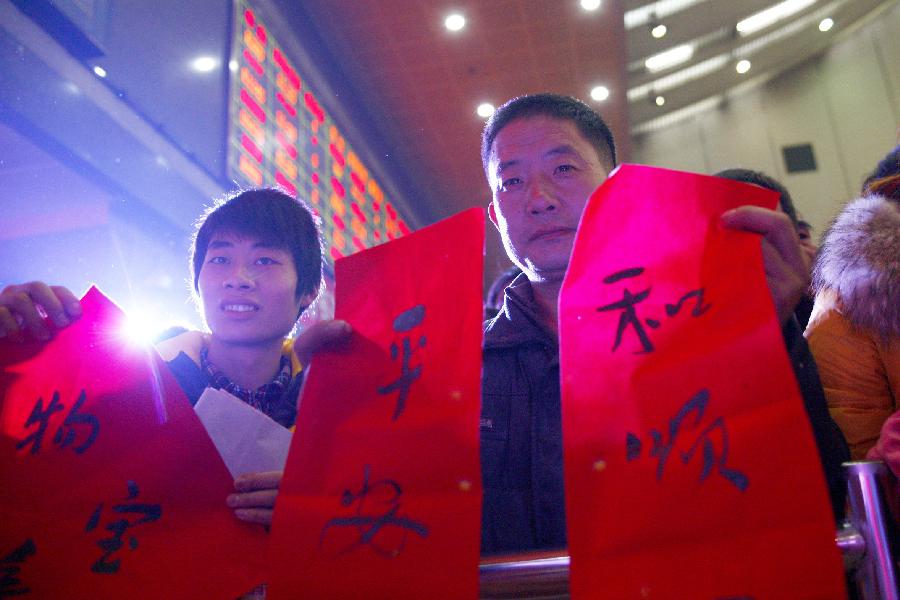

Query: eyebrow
[207,239,282,250]
[495,144,582,176]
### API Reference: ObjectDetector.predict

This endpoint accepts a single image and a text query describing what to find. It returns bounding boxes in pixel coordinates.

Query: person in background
[806,146,900,460]
[714,168,816,328]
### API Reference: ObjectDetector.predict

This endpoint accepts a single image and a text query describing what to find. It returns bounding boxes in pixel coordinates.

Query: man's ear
[487,201,500,230]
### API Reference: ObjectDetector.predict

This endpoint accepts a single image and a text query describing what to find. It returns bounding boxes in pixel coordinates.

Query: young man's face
[198,232,305,345]
[487,116,610,282]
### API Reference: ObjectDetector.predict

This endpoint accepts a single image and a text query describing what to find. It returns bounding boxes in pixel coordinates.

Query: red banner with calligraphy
[0,287,267,599]
[268,208,484,599]
[559,165,845,598]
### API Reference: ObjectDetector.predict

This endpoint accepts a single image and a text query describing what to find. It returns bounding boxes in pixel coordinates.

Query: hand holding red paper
[1,287,267,599]
[559,165,845,599]
[0,282,82,342]
[721,205,811,324]
[269,209,485,599]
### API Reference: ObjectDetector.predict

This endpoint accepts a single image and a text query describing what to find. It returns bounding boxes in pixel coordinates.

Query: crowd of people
[1,93,898,591]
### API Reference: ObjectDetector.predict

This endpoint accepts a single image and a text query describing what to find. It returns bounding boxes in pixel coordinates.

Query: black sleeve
[165,352,209,406]
[783,317,850,522]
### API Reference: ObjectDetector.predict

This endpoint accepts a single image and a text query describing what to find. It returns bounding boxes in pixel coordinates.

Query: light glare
[120,314,161,346]
[191,56,217,73]
[736,0,817,36]
[818,17,834,32]
[590,85,610,102]
[645,44,694,72]
[581,0,602,11]
[477,103,495,118]
[445,13,466,31]
[735,59,751,74]
[651,24,668,38]
[92,65,107,78]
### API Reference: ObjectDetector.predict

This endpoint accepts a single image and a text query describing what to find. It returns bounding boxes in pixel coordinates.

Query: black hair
[481,93,617,179]
[863,144,900,187]
[191,188,323,300]
[862,144,900,195]
[714,168,798,225]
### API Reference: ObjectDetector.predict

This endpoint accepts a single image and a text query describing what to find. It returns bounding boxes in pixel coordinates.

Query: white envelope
[194,387,293,479]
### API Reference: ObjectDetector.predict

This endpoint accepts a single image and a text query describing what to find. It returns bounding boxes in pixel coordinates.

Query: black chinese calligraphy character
[52,390,99,454]
[377,304,426,420]
[665,288,711,318]
[597,267,655,353]
[15,392,65,455]
[320,464,429,558]
[15,390,99,456]
[1,539,36,598]
[625,389,748,492]
[597,267,711,354]
[85,480,162,574]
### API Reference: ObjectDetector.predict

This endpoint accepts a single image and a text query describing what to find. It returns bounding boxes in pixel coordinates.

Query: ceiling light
[581,0,602,10]
[92,65,107,78]
[445,13,466,31]
[191,56,217,73]
[655,95,666,106]
[735,59,751,74]
[228,59,239,73]
[477,103,495,118]
[818,17,834,32]
[651,24,667,38]
[590,85,610,102]
[736,0,816,37]
[645,44,694,72]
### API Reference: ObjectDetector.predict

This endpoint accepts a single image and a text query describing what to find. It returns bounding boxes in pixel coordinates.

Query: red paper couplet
[268,208,484,599]
[559,165,846,599]
[0,287,267,599]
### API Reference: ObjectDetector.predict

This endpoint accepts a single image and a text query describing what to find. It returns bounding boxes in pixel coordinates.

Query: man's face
[487,116,610,282]
[198,232,306,345]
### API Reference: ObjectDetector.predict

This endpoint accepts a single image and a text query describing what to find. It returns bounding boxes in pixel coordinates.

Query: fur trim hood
[812,194,899,338]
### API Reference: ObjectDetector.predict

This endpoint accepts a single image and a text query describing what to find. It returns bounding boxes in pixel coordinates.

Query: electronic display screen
[227,0,412,263]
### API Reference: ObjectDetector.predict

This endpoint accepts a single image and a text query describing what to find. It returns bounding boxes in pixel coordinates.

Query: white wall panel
[632,3,900,240]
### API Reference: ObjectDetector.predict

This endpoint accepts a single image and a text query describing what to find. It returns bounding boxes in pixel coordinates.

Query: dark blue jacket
[479,276,849,555]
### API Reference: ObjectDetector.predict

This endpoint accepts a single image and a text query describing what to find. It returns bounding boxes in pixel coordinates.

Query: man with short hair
[0,187,348,528]
[479,93,848,554]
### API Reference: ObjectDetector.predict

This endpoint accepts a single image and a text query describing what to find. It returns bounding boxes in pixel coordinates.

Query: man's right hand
[0,282,81,342]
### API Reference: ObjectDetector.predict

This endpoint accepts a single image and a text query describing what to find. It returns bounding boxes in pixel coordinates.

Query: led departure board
[227,1,412,263]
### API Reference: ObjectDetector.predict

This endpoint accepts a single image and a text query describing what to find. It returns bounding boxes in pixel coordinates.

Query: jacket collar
[484,273,558,350]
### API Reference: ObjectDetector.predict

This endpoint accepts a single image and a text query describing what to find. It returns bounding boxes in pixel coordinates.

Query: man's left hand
[227,470,282,527]
[722,206,810,325]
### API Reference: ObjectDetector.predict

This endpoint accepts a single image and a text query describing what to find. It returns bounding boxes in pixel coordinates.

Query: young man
[0,187,347,526]
[478,93,848,554]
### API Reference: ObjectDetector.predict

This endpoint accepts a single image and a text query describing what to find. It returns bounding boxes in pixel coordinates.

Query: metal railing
[479,461,899,599]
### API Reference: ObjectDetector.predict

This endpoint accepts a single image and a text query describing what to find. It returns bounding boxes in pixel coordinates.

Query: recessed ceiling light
[477,103,495,118]
[191,56,217,73]
[735,59,751,74]
[92,65,107,78]
[736,0,816,37]
[818,17,834,32]
[645,44,694,72]
[651,24,667,38]
[655,95,666,106]
[228,59,239,73]
[590,85,610,101]
[445,13,466,31]
[581,0,602,10]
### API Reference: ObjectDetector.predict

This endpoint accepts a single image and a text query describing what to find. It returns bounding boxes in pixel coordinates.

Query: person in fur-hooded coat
[805,176,899,460]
